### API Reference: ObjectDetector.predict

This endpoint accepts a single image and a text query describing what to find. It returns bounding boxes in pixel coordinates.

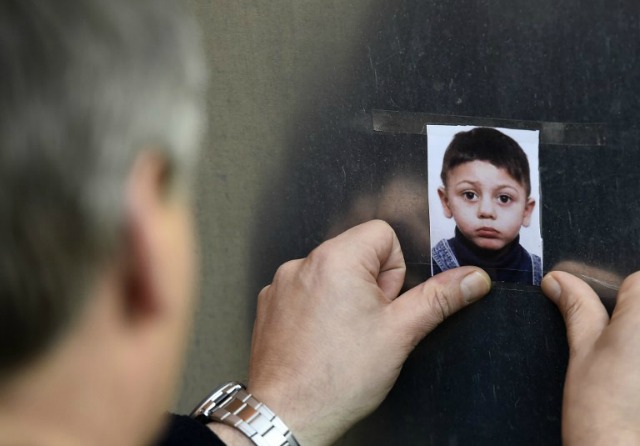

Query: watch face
[190,382,244,420]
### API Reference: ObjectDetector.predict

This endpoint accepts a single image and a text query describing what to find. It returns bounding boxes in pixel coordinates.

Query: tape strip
[371,109,606,146]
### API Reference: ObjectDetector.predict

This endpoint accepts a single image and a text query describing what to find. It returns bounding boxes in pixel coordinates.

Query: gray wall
[177,0,376,413]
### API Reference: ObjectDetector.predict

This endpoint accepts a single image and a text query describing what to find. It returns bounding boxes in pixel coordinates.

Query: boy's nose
[477,196,496,219]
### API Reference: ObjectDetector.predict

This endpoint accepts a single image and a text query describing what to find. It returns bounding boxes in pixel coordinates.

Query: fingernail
[460,271,491,304]
[542,274,562,301]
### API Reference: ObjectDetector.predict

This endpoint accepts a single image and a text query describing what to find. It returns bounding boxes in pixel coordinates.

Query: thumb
[541,271,609,358]
[391,267,491,347]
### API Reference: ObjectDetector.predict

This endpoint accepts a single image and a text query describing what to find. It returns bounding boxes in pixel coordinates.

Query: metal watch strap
[190,382,300,446]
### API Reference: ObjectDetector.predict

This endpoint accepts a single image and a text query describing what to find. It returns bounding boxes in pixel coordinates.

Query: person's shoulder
[432,238,452,257]
[432,238,449,251]
[520,247,542,286]
[521,246,542,264]
[432,238,459,272]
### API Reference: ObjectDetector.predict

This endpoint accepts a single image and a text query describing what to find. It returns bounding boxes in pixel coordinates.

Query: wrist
[245,385,310,446]
[247,381,347,446]
[191,382,301,446]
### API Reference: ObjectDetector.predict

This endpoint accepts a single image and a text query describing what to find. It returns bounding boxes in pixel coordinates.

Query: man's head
[437,128,535,250]
[0,0,206,442]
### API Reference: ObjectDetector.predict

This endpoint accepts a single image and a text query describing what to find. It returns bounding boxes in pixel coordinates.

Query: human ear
[522,197,536,227]
[122,151,174,323]
[437,186,453,219]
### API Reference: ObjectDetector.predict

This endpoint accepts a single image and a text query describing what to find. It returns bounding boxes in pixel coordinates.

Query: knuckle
[305,242,335,274]
[257,285,270,300]
[307,243,331,264]
[273,259,301,284]
[368,218,393,232]
[425,284,453,324]
[556,281,588,322]
[619,271,640,297]
[368,219,396,240]
[562,295,582,326]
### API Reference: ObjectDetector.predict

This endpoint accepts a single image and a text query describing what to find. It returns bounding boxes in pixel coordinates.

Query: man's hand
[246,220,491,446]
[542,271,640,445]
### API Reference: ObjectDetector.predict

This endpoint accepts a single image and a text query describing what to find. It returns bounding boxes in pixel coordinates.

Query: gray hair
[0,0,207,374]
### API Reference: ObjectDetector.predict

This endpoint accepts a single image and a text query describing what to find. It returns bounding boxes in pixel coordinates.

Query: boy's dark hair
[440,127,531,196]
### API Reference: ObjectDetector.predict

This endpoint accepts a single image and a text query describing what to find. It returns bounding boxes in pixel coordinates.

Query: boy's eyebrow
[452,179,523,193]
[453,179,480,188]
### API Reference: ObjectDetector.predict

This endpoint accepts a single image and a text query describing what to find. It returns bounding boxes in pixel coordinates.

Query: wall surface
[178,0,378,412]
[179,1,640,444]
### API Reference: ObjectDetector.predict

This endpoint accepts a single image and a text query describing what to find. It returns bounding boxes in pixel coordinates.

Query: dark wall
[251,1,640,444]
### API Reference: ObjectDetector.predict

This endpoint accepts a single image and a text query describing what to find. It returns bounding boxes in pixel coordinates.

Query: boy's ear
[437,186,453,219]
[522,197,536,227]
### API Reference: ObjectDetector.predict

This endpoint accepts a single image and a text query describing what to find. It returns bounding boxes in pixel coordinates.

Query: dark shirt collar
[449,227,535,284]
[452,227,521,269]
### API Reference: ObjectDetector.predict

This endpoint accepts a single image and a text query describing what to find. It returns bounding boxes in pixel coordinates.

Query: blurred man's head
[0,0,206,443]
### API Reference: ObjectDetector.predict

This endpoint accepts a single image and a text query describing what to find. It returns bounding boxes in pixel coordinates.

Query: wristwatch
[190,382,301,446]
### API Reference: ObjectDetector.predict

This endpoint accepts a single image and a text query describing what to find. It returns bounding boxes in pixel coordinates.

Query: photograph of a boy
[428,126,542,286]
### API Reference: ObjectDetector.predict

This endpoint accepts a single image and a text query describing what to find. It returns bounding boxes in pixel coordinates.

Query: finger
[329,220,406,301]
[256,284,271,315]
[369,221,405,301]
[542,271,609,358]
[610,271,640,321]
[252,284,271,338]
[551,260,623,302]
[390,267,491,347]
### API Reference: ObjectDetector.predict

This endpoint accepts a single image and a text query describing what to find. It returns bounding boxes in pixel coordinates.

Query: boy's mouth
[476,227,500,238]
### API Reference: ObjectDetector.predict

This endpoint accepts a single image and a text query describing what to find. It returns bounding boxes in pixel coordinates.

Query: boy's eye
[498,194,511,204]
[463,191,478,201]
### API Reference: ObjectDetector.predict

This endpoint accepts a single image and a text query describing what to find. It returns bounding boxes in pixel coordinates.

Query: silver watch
[190,382,301,446]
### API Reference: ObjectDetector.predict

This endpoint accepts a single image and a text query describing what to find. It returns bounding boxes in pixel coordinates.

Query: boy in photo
[431,127,542,285]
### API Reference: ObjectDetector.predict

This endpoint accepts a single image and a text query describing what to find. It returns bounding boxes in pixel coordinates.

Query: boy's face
[438,160,535,250]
